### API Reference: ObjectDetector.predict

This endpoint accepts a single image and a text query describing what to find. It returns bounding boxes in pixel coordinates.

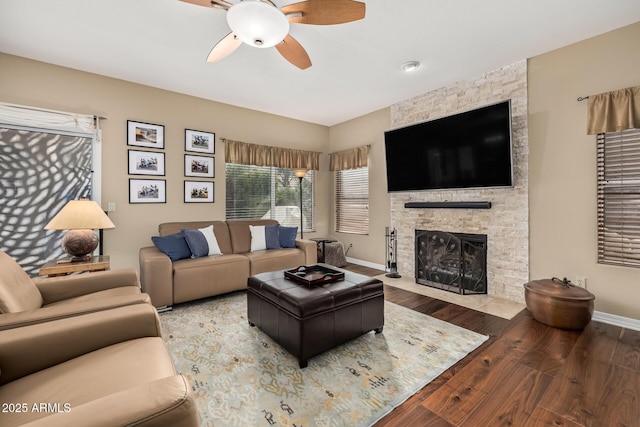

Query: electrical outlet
[575,276,587,288]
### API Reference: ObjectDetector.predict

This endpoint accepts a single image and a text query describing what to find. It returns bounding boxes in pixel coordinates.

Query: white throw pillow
[250,225,267,252]
[200,225,222,255]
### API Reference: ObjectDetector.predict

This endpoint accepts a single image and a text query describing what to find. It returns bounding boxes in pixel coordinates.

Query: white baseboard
[346,258,640,331]
[345,257,386,272]
[593,311,640,331]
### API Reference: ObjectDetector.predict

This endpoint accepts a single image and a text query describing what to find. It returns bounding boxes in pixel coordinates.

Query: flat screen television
[384,100,513,192]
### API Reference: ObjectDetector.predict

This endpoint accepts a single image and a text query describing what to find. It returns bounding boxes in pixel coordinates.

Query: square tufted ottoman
[247,266,384,368]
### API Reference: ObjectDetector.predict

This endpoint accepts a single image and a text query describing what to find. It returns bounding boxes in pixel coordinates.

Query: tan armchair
[0,251,150,330]
[0,304,199,426]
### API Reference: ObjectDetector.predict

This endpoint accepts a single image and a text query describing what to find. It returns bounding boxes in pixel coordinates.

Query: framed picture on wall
[128,149,166,176]
[185,129,215,154]
[184,180,214,203]
[127,120,165,149]
[129,179,166,203]
[184,154,214,178]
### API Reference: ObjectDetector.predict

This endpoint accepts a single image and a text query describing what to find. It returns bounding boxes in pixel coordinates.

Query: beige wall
[528,22,640,320]
[0,53,330,271]
[327,108,391,266]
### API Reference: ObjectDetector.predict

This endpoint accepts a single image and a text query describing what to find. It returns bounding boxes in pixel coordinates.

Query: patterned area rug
[160,291,488,427]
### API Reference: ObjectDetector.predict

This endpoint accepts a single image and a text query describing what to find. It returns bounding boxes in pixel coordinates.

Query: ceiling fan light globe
[227,0,290,49]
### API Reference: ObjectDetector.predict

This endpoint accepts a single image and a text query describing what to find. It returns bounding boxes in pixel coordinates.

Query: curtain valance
[587,86,640,135]
[224,139,320,170]
[329,145,369,171]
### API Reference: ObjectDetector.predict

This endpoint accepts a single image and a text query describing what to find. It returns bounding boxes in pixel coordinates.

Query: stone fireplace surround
[389,60,529,304]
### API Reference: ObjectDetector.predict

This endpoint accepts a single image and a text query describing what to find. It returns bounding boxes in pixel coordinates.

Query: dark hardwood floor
[341,263,640,427]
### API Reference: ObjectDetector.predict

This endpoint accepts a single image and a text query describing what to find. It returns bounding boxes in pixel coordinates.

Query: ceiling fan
[180,0,365,69]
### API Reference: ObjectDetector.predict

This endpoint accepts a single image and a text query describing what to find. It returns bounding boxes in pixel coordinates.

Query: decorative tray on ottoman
[284,265,345,287]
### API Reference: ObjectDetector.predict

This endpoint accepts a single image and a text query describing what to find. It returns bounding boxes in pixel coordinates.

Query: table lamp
[45,198,115,262]
[293,168,308,239]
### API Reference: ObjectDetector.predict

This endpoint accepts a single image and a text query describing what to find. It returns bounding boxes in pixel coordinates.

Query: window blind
[597,128,640,267]
[226,163,314,231]
[335,166,369,234]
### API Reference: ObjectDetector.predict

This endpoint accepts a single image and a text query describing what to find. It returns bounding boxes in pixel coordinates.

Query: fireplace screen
[415,230,487,295]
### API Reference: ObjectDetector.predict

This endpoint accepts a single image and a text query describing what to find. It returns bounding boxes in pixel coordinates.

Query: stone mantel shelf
[404,201,492,209]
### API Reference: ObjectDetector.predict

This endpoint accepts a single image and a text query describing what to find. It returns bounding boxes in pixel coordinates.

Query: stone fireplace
[415,230,487,295]
[389,60,529,304]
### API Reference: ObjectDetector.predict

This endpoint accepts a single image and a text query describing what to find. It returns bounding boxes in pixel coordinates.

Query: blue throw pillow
[265,224,281,249]
[279,226,298,248]
[152,232,192,261]
[182,229,209,258]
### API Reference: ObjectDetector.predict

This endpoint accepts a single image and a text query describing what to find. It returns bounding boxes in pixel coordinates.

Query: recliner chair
[0,251,150,330]
[0,303,199,426]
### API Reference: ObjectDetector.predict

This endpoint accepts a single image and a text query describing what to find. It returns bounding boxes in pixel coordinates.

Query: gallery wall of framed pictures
[126,120,215,204]
[184,129,214,203]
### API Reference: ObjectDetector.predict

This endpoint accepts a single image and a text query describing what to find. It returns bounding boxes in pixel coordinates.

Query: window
[0,127,95,275]
[335,166,369,234]
[597,128,640,267]
[226,163,314,231]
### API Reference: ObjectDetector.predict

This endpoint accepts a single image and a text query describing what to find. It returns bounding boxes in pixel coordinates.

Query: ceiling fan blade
[179,0,231,10]
[282,0,365,25]
[206,32,242,63]
[275,35,312,70]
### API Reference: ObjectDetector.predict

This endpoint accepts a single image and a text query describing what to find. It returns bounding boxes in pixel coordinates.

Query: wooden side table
[39,255,110,277]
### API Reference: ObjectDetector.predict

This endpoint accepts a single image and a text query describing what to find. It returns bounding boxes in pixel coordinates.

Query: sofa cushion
[227,219,278,254]
[182,229,208,258]
[200,225,222,255]
[183,226,222,258]
[158,221,233,254]
[172,254,250,305]
[152,233,191,261]
[249,225,267,252]
[245,248,306,276]
[279,226,298,248]
[265,224,281,249]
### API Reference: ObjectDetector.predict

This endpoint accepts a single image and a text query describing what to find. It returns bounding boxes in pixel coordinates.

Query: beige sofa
[139,219,317,309]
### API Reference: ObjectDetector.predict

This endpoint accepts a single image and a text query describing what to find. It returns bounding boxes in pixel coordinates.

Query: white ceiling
[1,0,639,126]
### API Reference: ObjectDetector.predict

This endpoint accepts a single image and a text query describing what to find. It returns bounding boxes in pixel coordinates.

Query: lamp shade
[293,168,308,178]
[45,199,114,260]
[227,0,289,48]
[45,200,115,230]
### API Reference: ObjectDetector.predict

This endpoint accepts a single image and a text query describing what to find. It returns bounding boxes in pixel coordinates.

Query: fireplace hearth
[415,230,487,295]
